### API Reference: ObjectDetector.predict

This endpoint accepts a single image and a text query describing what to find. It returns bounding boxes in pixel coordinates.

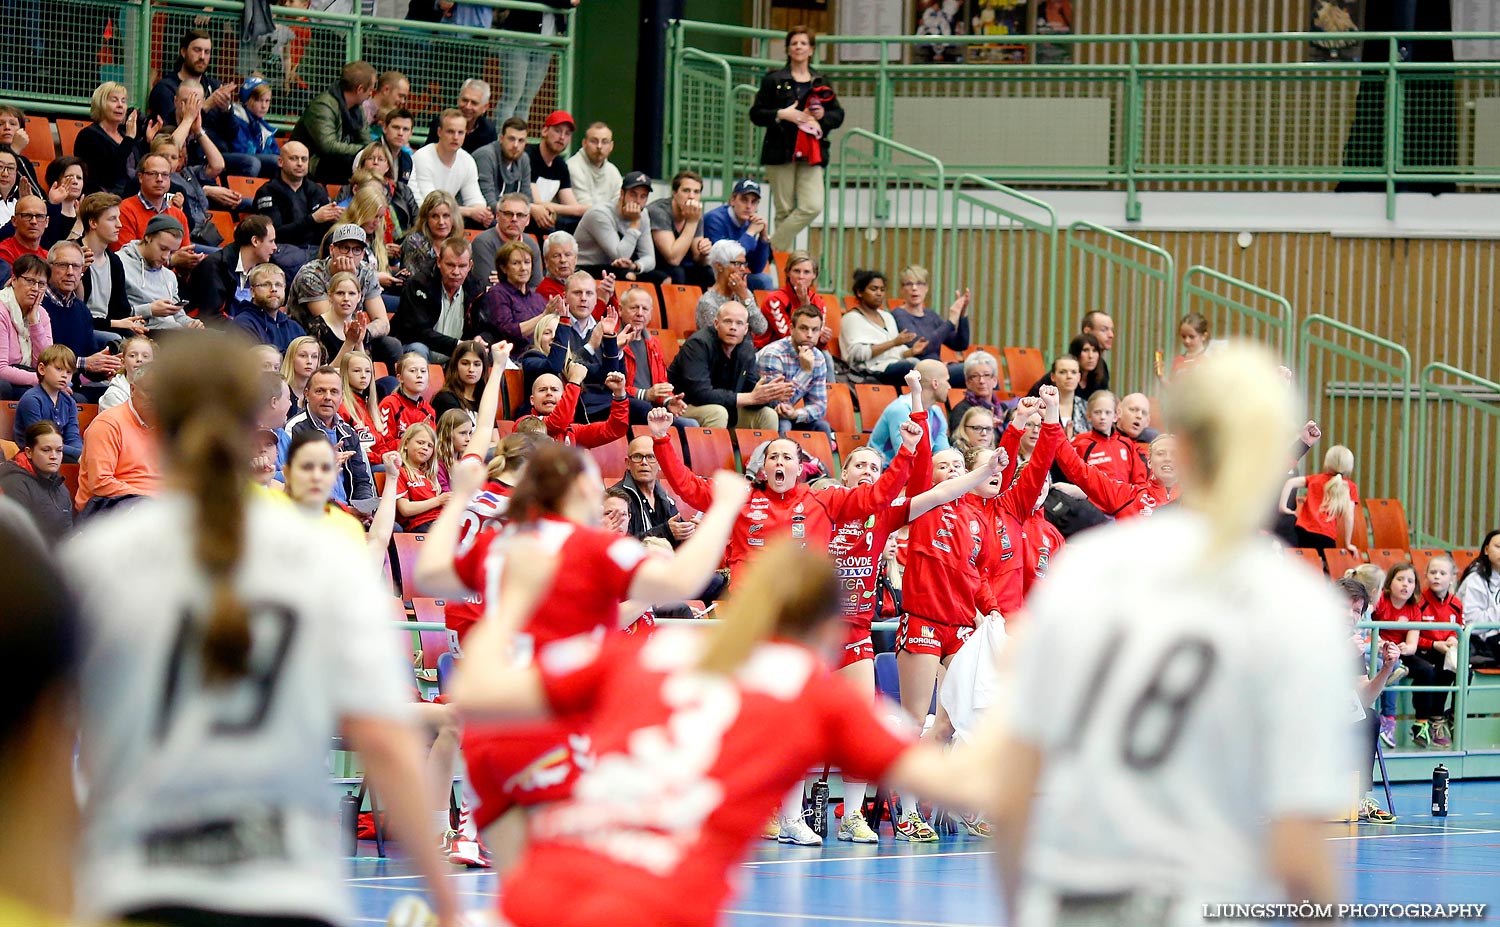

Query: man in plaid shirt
[755,305,833,434]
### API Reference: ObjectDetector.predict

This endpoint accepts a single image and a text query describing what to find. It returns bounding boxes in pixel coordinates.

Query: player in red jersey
[414,447,747,872]
[646,404,925,582]
[973,389,1065,619]
[446,540,997,927]
[893,437,1007,841]
[826,402,1008,844]
[1052,423,1179,519]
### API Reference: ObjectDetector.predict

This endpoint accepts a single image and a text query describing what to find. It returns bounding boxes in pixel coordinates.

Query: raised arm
[467,342,512,458]
[627,471,749,603]
[909,448,1003,520]
[413,457,486,598]
[1052,427,1134,515]
[367,452,402,568]
[824,419,921,523]
[647,406,714,511]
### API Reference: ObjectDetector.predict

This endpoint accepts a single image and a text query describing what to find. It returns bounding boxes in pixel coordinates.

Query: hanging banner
[1033,0,1074,65]
[967,0,1029,64]
[914,0,968,64]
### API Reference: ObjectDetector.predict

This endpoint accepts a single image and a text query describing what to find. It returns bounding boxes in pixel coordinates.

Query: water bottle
[1431,764,1449,817]
[810,778,830,838]
[340,792,360,855]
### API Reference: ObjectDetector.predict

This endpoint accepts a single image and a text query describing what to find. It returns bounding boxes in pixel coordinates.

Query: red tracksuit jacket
[1071,427,1146,485]
[545,382,629,449]
[1054,435,1177,518]
[654,431,916,580]
[980,421,1064,616]
[375,390,436,457]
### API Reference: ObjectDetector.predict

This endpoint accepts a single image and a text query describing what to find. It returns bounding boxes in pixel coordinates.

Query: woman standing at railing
[750,27,844,253]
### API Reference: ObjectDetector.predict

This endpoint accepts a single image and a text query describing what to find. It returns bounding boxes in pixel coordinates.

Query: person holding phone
[119,216,205,332]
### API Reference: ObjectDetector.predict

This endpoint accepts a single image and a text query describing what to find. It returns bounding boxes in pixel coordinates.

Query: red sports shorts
[462,720,589,829]
[896,613,972,660]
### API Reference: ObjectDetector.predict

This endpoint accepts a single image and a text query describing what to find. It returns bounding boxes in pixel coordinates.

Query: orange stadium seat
[682,428,735,477]
[1367,548,1411,572]
[1002,346,1045,395]
[661,284,701,333]
[1323,548,1365,579]
[1288,548,1327,574]
[56,119,89,157]
[1408,548,1448,577]
[22,115,54,161]
[852,384,896,431]
[784,430,836,476]
[587,436,629,482]
[1364,499,1411,551]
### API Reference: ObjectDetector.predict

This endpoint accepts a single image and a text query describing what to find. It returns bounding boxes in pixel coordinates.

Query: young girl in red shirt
[376,352,435,457]
[1374,561,1426,745]
[1411,555,1463,747]
[1279,445,1359,552]
[395,422,445,532]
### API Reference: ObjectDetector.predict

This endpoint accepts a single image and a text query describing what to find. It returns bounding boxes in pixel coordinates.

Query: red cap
[543,110,575,128]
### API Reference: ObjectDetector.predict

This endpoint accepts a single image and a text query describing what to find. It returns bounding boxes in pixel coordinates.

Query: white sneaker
[837,809,879,843]
[777,813,823,846]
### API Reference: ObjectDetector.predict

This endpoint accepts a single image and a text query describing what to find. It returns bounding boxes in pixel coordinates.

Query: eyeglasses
[15,276,47,287]
[499,210,529,220]
[15,212,46,221]
[964,424,996,432]
[727,260,748,268]
[0,164,15,175]
[626,453,657,463]
[49,261,84,271]
[138,170,171,179]
[251,281,285,289]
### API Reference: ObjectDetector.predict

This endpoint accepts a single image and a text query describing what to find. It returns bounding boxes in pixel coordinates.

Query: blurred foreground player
[60,333,460,927]
[991,344,1355,926]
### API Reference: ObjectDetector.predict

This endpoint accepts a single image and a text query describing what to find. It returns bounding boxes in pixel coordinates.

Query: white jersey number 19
[155,604,299,741]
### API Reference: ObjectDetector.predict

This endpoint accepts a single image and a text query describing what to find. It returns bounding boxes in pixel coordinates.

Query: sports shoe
[1432,719,1452,747]
[762,815,780,840]
[446,835,490,868]
[1387,663,1408,684]
[1358,798,1396,824]
[895,810,938,842]
[1411,720,1430,748]
[959,813,993,838]
[777,813,823,846]
[837,809,879,843]
[1378,716,1396,748]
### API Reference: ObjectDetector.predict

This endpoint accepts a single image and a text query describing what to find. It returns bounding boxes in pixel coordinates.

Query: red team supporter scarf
[793,87,838,166]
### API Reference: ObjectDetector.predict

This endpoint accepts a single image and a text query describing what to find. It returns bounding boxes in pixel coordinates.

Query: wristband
[459,452,485,464]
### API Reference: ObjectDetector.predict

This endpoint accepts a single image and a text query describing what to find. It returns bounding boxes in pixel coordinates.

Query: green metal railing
[1063,222,1175,393]
[825,130,947,299]
[947,177,1060,352]
[665,21,1500,221]
[1,0,575,134]
[1297,315,1413,522]
[1180,266,1294,364]
[1412,364,1500,549]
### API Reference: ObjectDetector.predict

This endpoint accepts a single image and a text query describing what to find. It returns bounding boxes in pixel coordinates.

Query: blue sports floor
[348,781,1500,926]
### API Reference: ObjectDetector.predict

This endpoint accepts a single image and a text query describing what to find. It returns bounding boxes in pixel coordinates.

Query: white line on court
[722,910,990,927]
[1327,827,1500,841]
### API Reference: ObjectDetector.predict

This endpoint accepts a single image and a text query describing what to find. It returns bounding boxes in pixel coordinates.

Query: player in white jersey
[59,333,459,927]
[991,345,1356,927]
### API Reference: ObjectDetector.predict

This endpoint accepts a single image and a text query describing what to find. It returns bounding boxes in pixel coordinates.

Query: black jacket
[253,175,333,249]
[392,275,487,357]
[666,328,762,427]
[79,246,130,331]
[611,472,679,546]
[184,245,253,320]
[0,458,72,544]
[749,67,844,166]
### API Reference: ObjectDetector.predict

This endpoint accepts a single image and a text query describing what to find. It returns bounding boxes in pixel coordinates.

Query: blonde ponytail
[697,541,840,675]
[151,333,264,684]
[1320,473,1353,522]
[1162,343,1298,567]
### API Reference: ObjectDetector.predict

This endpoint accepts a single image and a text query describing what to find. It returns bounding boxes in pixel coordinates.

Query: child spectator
[950,406,995,456]
[251,343,283,373]
[376,352,436,456]
[433,409,473,492]
[230,78,281,177]
[1413,555,1463,747]
[98,335,154,410]
[1336,576,1400,823]
[339,350,382,462]
[0,420,73,543]
[280,335,325,417]
[14,345,83,462]
[431,340,489,419]
[1169,311,1210,376]
[1280,445,1358,552]
[1069,390,1144,485]
[1374,562,1424,745]
[395,422,446,532]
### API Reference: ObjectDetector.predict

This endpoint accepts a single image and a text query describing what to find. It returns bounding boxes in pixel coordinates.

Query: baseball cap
[621,171,652,191]
[543,110,575,129]
[143,214,185,238]
[732,178,762,197]
[329,224,368,247]
[239,76,268,103]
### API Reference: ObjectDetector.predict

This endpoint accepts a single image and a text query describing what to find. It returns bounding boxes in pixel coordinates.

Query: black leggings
[125,907,335,927]
[1401,649,1454,719]
[1294,526,1337,550]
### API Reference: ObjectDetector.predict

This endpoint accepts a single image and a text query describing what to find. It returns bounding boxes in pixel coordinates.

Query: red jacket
[1054,435,1177,518]
[1020,513,1064,598]
[979,422,1064,616]
[905,495,997,626]
[755,285,829,351]
[620,334,669,396]
[545,382,629,448]
[1070,428,1146,486]
[375,390,435,457]
[654,430,916,581]
[1416,589,1463,648]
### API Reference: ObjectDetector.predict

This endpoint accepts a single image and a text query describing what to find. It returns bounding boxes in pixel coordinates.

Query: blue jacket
[702,204,772,275]
[231,105,281,156]
[870,395,948,464]
[275,412,377,515]
[14,385,82,462]
[233,307,308,354]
